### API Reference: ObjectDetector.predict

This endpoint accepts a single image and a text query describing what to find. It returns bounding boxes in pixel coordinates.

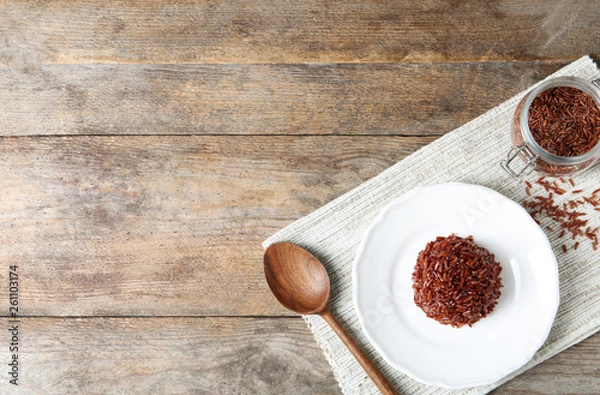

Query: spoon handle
[320,307,400,395]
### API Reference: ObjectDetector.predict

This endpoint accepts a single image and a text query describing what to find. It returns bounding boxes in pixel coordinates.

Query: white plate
[353,183,559,389]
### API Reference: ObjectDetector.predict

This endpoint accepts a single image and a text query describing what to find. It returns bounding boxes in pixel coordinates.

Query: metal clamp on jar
[501,76,600,181]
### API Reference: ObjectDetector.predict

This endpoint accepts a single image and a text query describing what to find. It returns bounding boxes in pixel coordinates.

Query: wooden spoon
[264,242,399,395]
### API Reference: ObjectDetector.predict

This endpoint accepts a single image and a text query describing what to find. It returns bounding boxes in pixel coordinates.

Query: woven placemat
[264,56,600,394]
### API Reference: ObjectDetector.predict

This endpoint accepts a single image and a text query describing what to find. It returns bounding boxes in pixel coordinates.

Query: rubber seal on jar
[500,144,538,182]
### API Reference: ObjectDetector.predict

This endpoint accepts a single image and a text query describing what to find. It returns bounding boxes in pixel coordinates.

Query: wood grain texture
[0,317,596,394]
[0,135,431,316]
[0,62,566,136]
[0,0,598,393]
[0,317,339,395]
[0,0,598,65]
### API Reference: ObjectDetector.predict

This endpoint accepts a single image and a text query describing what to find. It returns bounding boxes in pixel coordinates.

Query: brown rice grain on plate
[412,234,503,328]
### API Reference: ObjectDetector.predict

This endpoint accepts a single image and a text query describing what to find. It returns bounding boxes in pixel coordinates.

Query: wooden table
[1,2,598,394]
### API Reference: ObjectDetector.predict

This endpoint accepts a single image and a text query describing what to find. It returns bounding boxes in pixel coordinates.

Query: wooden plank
[0,1,597,64]
[0,62,566,136]
[0,317,596,394]
[0,317,340,394]
[0,135,432,316]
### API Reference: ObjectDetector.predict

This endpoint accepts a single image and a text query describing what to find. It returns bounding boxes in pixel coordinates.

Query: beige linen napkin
[264,56,600,394]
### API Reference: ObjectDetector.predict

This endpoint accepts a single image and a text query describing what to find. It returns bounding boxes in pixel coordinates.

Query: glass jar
[501,76,600,181]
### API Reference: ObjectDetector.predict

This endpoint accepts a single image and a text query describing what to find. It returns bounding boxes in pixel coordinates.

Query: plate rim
[352,182,560,388]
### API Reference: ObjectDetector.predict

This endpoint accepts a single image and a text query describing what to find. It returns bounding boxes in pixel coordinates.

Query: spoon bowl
[264,242,399,395]
[263,241,330,314]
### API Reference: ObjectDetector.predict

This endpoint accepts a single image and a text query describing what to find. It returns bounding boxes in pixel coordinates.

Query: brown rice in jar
[501,77,600,181]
